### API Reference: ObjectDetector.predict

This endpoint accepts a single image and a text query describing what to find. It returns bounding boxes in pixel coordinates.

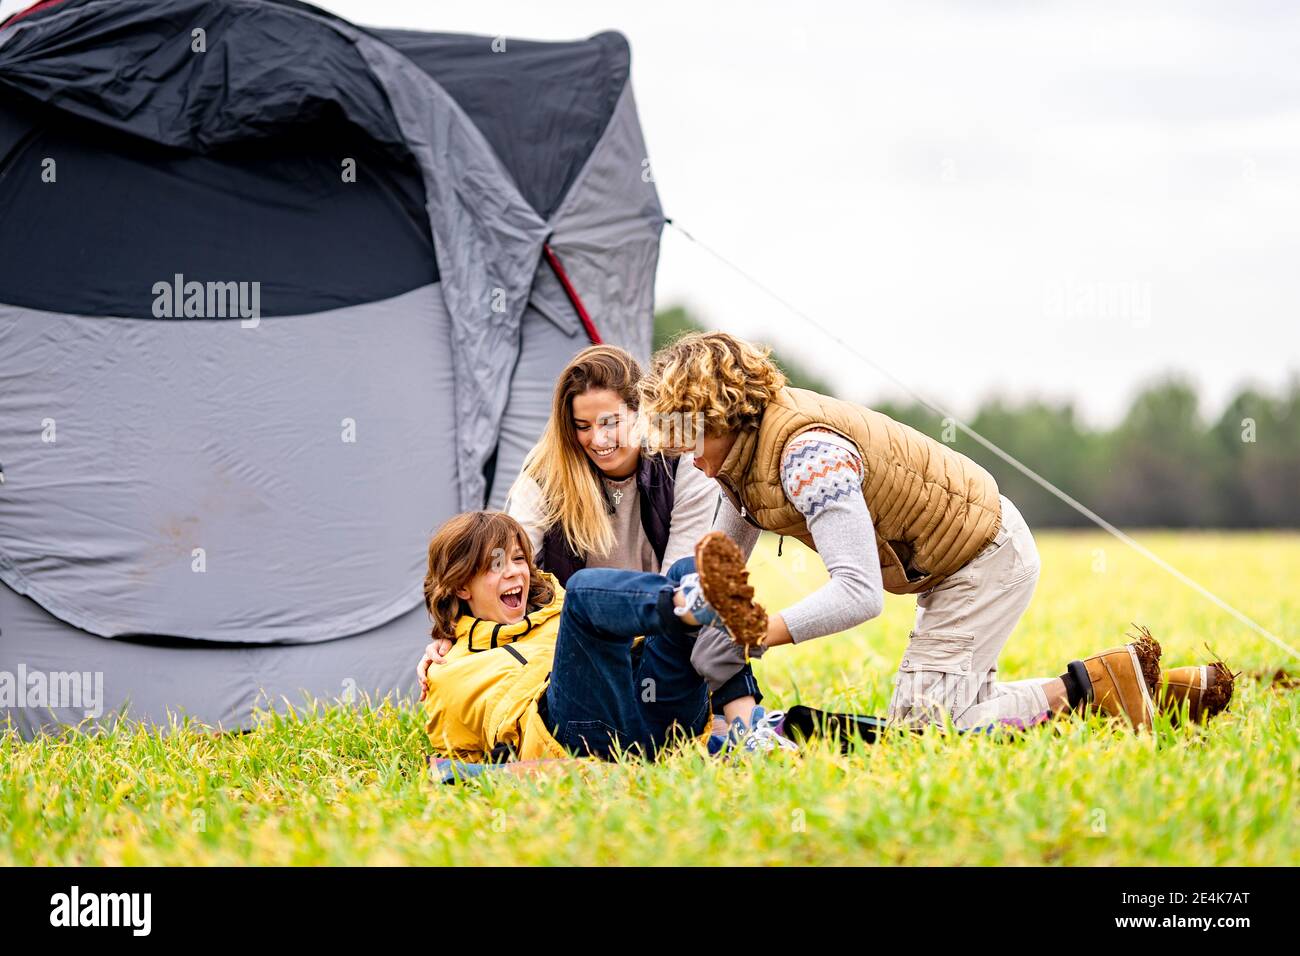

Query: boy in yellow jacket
[416,511,790,763]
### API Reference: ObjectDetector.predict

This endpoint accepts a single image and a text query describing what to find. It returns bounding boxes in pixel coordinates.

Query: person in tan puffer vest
[639,332,1230,734]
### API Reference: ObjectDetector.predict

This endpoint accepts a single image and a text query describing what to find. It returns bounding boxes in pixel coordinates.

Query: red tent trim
[542,243,601,345]
[1,0,69,30]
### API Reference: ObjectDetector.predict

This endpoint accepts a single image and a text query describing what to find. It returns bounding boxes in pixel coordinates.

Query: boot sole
[1125,643,1157,731]
[1130,627,1163,699]
[694,531,767,646]
[1130,628,1163,731]
[1199,661,1235,717]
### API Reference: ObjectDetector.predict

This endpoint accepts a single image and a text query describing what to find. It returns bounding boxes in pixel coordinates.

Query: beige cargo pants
[887,496,1054,731]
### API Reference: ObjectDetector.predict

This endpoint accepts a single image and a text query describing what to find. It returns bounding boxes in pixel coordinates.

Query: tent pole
[541,243,602,345]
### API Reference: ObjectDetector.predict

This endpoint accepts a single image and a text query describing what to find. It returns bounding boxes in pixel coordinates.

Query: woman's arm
[504,472,546,556]
[660,454,727,571]
[416,637,455,700]
[766,435,884,645]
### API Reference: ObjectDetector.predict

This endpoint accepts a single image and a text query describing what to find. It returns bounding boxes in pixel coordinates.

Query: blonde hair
[509,345,643,559]
[423,511,554,642]
[638,331,786,451]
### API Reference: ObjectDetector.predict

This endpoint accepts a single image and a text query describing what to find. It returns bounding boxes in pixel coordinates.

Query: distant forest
[654,305,1300,529]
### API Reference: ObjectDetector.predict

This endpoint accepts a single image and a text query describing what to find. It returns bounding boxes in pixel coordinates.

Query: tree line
[654,306,1299,528]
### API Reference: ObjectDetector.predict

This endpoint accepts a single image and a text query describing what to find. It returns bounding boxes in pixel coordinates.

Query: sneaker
[710,706,800,757]
[675,572,719,626]
[675,531,767,647]
[1158,658,1236,724]
[1067,625,1162,732]
[743,707,800,754]
[706,712,749,757]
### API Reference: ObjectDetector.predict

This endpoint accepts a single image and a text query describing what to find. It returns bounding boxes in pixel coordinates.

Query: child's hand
[416,638,455,701]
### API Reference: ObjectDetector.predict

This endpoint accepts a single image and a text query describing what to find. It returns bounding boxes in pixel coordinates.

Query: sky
[4,0,1297,425]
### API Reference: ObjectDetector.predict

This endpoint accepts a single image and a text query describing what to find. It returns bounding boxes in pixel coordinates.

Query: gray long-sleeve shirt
[691,431,885,689]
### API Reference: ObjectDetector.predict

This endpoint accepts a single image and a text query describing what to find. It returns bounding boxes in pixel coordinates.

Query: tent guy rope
[664,217,1298,664]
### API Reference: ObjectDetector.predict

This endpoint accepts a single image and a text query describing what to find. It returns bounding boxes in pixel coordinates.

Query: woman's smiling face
[571,388,640,479]
[456,541,531,625]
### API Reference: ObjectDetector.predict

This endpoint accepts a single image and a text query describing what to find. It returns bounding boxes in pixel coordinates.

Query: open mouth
[591,446,620,460]
[500,586,523,610]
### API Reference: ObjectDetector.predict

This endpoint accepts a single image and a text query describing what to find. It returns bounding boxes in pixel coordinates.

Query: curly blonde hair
[638,332,786,451]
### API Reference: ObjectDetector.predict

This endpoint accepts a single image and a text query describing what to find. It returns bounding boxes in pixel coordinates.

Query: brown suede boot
[692,531,768,647]
[1158,660,1236,724]
[1066,626,1162,732]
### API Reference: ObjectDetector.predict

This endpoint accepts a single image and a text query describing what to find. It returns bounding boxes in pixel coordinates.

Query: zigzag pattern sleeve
[777,437,885,642]
[779,438,865,517]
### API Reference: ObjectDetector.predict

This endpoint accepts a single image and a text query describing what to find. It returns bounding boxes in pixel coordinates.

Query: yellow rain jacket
[421,575,567,762]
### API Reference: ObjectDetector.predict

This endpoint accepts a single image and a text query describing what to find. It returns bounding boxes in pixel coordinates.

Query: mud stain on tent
[158,516,201,555]
[131,466,270,584]
[126,516,201,586]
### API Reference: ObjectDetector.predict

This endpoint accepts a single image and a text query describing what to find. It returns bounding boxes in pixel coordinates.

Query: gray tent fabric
[0,0,664,735]
[0,285,454,642]
[527,255,585,340]
[352,31,551,511]
[0,0,552,512]
[486,305,585,510]
[0,583,426,737]
[372,28,633,223]
[483,85,665,508]
[541,84,664,363]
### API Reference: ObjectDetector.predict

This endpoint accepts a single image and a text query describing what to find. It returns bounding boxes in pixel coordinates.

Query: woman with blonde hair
[637,331,1223,735]
[509,344,711,582]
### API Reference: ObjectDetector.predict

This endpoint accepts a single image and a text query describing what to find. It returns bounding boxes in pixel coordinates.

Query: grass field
[2,531,1297,866]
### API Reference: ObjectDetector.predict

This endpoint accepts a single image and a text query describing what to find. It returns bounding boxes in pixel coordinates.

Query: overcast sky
[6,0,1297,425]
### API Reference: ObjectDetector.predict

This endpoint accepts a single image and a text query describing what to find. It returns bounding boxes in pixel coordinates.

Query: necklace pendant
[611,489,624,506]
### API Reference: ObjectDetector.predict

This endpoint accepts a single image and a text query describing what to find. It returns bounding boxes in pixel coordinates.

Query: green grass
[3,532,1298,865]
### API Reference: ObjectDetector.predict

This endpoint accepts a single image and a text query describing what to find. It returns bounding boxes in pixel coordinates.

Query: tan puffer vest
[714,388,1002,595]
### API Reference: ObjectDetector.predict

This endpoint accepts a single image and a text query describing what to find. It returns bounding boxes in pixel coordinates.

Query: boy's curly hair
[638,331,786,450]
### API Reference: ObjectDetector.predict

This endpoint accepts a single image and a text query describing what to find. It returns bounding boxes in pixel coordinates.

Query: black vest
[538,454,680,586]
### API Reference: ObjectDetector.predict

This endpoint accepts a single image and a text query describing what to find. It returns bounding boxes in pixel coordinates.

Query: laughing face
[455,540,531,625]
[571,387,640,480]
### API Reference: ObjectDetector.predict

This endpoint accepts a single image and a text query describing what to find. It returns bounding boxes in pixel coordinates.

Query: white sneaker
[710,706,800,757]
[744,708,800,753]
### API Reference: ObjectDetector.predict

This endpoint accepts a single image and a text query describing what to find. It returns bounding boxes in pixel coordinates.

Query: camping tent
[0,0,663,736]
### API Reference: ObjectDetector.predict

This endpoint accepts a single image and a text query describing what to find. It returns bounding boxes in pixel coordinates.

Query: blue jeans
[541,557,711,760]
